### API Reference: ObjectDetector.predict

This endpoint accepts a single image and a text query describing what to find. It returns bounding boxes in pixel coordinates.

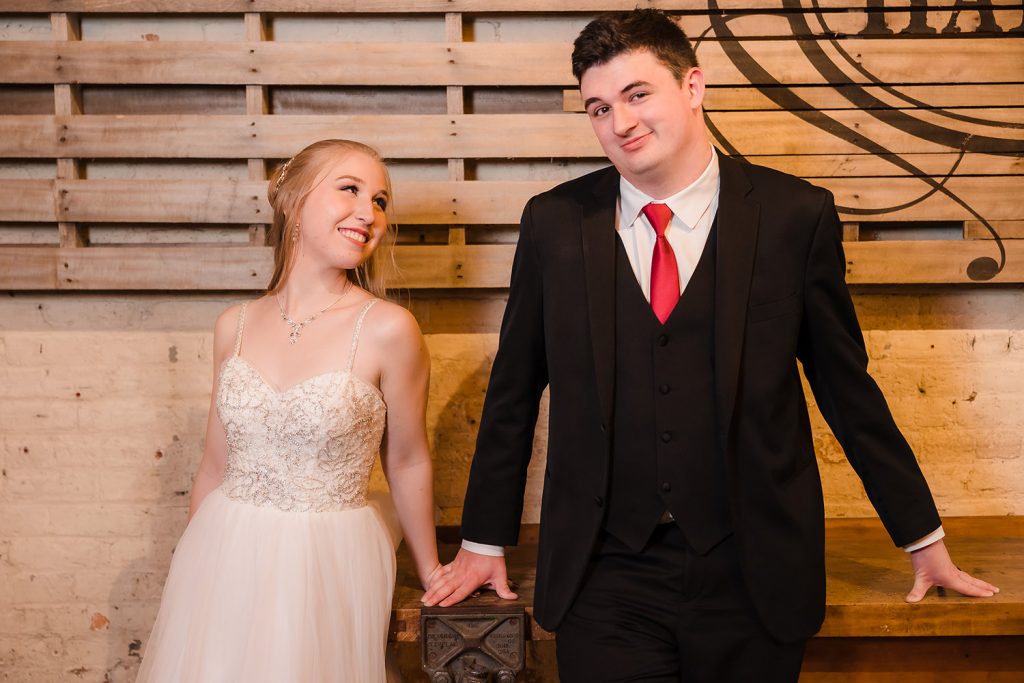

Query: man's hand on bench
[421,548,519,607]
[905,538,1000,603]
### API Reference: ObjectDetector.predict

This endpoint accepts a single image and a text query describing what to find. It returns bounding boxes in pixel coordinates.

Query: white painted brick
[915,429,977,464]
[0,399,79,433]
[974,431,1024,460]
[3,573,79,604]
[52,601,159,634]
[0,367,79,399]
[0,668,81,683]
[0,364,211,401]
[73,571,169,604]
[108,536,180,571]
[3,468,100,502]
[3,434,196,469]
[0,607,47,636]
[1,332,206,368]
[75,398,204,434]
[970,330,1018,356]
[8,538,111,570]
[0,503,183,538]
[965,361,1024,396]
[955,393,1024,429]
[0,504,52,537]
[95,467,194,504]
[2,604,125,635]
[0,635,66,671]
[866,330,974,361]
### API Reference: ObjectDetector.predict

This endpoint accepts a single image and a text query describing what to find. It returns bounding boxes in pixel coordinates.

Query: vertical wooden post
[246,13,270,246]
[51,13,88,248]
[446,13,467,247]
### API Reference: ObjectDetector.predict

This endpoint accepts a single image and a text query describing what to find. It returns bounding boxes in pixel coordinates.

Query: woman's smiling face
[296,150,390,271]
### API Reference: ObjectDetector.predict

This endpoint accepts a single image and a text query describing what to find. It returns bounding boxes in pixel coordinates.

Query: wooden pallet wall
[0,1,1022,289]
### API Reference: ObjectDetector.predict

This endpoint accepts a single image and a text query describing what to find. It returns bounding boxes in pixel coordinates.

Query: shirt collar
[619,145,720,232]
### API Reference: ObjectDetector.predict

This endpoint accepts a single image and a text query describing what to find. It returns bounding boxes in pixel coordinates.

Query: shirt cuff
[903,525,945,553]
[461,540,505,557]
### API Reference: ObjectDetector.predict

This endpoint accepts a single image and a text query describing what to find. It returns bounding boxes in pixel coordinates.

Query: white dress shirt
[462,145,941,556]
[616,144,720,301]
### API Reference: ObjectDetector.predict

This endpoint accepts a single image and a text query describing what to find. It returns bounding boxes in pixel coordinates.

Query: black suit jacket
[461,154,941,642]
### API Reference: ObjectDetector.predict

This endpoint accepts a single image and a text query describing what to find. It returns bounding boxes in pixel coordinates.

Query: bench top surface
[391,516,1024,641]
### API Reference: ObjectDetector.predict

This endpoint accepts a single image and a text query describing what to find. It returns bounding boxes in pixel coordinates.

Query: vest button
[659,384,671,394]
[594,496,604,507]
[657,334,669,347]
[660,431,672,443]
[661,482,672,492]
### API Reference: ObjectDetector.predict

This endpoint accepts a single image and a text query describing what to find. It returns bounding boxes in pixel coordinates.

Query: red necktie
[642,202,679,324]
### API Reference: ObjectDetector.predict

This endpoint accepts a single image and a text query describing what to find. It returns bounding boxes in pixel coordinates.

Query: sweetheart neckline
[223,355,385,405]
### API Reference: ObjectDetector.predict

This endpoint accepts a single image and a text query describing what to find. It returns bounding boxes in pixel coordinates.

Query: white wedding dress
[137,299,399,682]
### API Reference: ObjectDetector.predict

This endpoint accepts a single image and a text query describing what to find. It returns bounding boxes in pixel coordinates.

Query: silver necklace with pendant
[276,286,349,345]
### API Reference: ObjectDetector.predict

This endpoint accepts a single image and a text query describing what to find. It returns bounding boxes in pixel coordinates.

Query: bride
[137,139,440,682]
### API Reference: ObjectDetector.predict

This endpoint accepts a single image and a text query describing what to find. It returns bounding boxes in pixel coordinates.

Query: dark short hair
[571,9,699,83]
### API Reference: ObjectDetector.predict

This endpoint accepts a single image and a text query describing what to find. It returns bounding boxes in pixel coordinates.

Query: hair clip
[275,157,294,190]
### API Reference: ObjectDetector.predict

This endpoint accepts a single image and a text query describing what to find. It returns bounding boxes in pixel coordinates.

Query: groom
[422,9,997,681]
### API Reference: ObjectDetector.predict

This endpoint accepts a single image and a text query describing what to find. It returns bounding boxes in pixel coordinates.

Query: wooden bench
[389,516,1024,681]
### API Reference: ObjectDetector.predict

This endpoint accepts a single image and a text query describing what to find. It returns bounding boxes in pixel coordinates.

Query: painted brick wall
[1,290,1022,680]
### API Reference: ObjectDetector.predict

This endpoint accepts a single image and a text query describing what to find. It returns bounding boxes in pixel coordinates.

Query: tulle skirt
[136,488,399,683]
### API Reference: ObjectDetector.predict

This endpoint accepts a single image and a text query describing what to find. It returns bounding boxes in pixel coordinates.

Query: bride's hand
[421,562,444,591]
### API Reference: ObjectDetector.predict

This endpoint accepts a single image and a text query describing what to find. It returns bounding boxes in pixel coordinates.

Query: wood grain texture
[966,220,1024,239]
[5,177,1023,225]
[4,0,1020,12]
[2,240,1023,289]
[3,113,1021,160]
[0,6,1020,292]
[2,40,1019,87]
[6,177,1014,224]
[5,180,57,222]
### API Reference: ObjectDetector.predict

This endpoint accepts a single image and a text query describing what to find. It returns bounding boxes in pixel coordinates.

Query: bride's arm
[186,306,237,522]
[376,305,440,590]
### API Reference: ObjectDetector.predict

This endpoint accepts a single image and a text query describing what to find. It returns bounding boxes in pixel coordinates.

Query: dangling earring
[292,222,301,244]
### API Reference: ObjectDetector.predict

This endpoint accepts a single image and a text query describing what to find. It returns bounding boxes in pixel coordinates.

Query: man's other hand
[421,548,518,607]
[905,538,999,602]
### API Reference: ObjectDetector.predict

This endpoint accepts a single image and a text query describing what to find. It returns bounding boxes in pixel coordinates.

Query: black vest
[605,221,732,554]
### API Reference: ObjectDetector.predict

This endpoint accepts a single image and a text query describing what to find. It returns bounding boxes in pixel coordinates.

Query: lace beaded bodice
[216,300,386,513]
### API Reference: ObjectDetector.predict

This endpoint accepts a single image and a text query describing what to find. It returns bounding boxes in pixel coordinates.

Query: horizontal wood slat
[2,0,1020,13]
[2,240,1022,289]
[2,40,1020,87]
[0,4,1020,291]
[3,177,1018,224]
[5,180,56,222]
[5,177,1023,224]
[966,220,1024,239]
[2,113,1022,160]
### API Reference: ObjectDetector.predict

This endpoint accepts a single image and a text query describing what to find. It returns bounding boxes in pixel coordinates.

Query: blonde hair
[266,139,395,297]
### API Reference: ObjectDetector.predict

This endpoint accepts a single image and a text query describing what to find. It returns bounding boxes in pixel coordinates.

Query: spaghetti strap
[233,302,248,357]
[345,299,378,373]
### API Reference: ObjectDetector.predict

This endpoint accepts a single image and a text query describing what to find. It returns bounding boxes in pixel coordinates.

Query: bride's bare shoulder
[362,298,424,349]
[212,299,262,359]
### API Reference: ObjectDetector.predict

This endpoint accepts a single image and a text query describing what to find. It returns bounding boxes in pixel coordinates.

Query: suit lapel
[714,155,759,449]
[581,168,619,426]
